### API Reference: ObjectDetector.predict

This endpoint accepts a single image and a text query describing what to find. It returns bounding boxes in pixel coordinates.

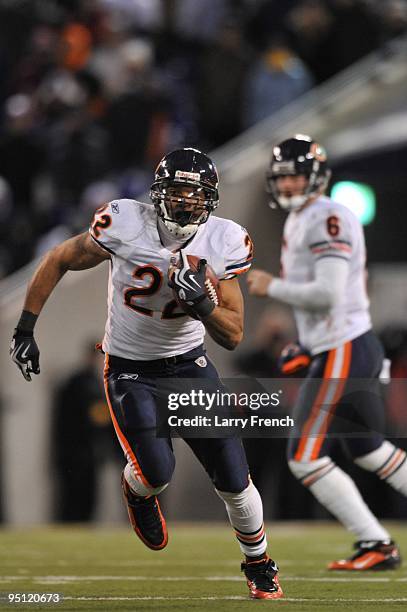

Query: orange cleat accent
[242,557,284,599]
[328,540,401,571]
[121,472,168,551]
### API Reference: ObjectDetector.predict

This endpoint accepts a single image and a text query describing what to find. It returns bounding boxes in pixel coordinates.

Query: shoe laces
[132,496,162,531]
[241,558,279,591]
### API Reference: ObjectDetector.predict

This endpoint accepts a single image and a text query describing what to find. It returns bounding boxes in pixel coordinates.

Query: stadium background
[0,0,407,530]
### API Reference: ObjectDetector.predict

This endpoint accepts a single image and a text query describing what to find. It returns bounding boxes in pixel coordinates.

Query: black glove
[10,328,40,382]
[169,250,215,320]
[278,341,311,375]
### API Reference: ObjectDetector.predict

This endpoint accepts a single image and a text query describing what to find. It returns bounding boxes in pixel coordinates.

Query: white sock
[355,440,407,496]
[289,458,390,541]
[215,480,267,557]
[310,466,390,541]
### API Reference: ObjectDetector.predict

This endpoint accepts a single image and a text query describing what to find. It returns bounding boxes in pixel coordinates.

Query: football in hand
[170,254,222,319]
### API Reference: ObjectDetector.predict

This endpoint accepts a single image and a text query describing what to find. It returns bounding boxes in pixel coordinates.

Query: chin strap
[162,218,198,239]
[156,202,199,239]
[278,194,308,211]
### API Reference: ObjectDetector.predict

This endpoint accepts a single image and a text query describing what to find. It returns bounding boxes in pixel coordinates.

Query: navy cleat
[121,472,168,550]
[241,557,283,599]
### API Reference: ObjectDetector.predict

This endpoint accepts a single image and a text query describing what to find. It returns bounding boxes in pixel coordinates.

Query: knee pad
[124,463,169,497]
[289,456,335,486]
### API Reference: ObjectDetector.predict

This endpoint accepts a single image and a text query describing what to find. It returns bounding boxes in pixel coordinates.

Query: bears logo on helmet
[150,148,219,239]
[310,142,327,163]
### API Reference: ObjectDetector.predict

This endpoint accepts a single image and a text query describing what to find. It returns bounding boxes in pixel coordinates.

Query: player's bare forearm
[203,306,243,350]
[203,278,243,350]
[23,232,109,316]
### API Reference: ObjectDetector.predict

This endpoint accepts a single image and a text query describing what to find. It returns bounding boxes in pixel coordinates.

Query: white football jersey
[281,195,371,354]
[89,199,253,360]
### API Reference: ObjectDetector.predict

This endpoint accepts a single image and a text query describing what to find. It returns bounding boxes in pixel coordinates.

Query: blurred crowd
[0,0,406,278]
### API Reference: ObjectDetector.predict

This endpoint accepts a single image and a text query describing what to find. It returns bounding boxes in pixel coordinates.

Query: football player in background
[248,135,407,570]
[10,148,282,599]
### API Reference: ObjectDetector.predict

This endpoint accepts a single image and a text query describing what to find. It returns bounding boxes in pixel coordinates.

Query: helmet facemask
[267,164,331,212]
[150,181,219,239]
[266,136,331,212]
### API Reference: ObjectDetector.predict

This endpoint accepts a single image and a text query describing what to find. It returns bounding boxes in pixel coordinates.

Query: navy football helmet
[150,148,219,239]
[266,134,331,211]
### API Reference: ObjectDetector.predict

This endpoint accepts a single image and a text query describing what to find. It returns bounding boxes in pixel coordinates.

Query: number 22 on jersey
[124,264,186,320]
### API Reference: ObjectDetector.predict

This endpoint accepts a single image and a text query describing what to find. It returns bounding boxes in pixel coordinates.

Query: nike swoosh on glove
[10,329,40,381]
[169,250,215,320]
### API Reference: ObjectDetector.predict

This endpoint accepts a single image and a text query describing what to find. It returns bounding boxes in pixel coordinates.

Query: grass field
[1,523,407,611]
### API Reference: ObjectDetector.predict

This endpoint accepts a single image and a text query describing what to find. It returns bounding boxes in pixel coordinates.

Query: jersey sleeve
[306,209,353,263]
[89,200,124,255]
[220,224,254,280]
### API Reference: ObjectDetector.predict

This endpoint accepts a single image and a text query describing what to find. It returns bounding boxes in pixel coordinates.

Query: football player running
[248,135,407,570]
[10,148,282,599]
